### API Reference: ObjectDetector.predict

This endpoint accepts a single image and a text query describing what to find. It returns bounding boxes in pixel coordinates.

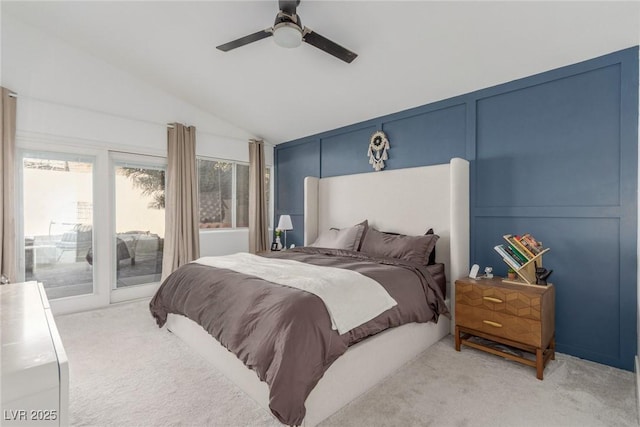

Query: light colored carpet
[55,299,638,427]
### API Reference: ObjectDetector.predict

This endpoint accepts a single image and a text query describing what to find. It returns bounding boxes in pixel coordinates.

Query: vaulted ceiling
[3,1,639,143]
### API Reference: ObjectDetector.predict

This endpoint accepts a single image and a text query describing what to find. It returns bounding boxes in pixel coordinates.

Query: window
[19,147,269,308]
[113,161,166,288]
[198,158,271,229]
[22,153,95,299]
[198,159,233,228]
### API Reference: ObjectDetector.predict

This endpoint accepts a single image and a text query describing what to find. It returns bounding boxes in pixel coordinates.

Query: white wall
[2,15,273,261]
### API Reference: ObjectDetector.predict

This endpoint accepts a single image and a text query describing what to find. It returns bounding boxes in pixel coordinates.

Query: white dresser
[1,282,69,426]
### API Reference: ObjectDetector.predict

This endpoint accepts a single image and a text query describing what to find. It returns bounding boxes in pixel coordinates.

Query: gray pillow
[380,228,437,265]
[310,221,367,251]
[360,227,439,265]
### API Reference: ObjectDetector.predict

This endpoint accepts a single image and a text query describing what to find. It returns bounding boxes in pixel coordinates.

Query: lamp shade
[277,214,293,231]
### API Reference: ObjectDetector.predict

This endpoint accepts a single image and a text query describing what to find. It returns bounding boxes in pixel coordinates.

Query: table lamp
[277,214,293,250]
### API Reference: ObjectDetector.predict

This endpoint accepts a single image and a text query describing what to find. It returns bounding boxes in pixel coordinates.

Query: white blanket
[194,253,397,334]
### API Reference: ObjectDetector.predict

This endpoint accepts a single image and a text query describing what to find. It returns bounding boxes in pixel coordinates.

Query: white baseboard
[635,355,639,424]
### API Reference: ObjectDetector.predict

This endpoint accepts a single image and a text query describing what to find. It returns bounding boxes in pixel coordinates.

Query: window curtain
[0,88,17,283]
[161,123,200,281]
[248,139,269,253]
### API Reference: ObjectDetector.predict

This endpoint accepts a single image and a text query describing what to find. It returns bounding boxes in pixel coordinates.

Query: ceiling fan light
[273,22,303,48]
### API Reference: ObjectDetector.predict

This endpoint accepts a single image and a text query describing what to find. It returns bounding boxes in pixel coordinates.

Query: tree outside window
[198,159,233,228]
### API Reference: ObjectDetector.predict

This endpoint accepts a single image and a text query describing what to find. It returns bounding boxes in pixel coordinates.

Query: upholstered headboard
[304,157,469,300]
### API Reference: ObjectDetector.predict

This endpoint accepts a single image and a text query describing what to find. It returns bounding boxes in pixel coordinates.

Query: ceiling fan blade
[216,29,273,52]
[303,30,357,63]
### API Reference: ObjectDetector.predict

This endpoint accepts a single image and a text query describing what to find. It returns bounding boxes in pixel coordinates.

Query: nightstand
[454,276,555,380]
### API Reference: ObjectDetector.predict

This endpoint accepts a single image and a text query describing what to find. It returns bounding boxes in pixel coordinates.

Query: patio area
[26,231,163,299]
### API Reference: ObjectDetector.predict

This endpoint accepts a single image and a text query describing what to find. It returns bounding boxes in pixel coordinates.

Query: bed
[152,158,469,426]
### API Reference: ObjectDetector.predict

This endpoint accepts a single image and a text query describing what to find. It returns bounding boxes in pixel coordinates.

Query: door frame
[17,141,110,314]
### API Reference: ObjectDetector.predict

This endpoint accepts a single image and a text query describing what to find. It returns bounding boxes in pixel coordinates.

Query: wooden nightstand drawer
[456,304,542,347]
[456,281,541,320]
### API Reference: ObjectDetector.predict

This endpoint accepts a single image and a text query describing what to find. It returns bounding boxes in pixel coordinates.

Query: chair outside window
[54,223,92,262]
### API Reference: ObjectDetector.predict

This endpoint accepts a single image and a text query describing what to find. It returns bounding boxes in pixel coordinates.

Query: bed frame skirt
[166,310,450,426]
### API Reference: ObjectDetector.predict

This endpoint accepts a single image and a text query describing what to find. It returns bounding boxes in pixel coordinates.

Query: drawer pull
[483,320,503,328]
[483,296,503,303]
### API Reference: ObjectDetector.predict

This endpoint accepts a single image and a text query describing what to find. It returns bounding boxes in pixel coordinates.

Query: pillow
[332,219,369,251]
[380,228,436,265]
[360,227,439,265]
[310,220,367,251]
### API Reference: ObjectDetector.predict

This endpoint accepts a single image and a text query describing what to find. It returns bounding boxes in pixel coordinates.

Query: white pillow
[309,223,365,251]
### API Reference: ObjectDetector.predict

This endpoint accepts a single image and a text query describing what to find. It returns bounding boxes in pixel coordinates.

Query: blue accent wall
[274,47,639,370]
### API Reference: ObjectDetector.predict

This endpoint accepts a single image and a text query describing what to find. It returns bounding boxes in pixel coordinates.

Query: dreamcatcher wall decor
[367,130,390,171]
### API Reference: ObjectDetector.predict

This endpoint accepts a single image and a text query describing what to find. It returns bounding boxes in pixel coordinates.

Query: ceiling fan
[216,0,357,64]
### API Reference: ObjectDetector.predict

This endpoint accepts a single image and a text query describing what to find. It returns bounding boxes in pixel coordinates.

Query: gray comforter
[149,247,448,426]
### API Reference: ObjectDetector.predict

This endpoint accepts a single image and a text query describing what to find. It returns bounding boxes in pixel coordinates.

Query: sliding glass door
[18,145,270,312]
[21,152,96,299]
[19,148,166,309]
[111,154,166,299]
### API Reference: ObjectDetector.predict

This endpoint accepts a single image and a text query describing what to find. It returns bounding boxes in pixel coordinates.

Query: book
[516,236,538,258]
[503,244,526,265]
[494,245,521,271]
[503,234,531,263]
[521,233,543,254]
[505,243,529,265]
[504,234,535,259]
